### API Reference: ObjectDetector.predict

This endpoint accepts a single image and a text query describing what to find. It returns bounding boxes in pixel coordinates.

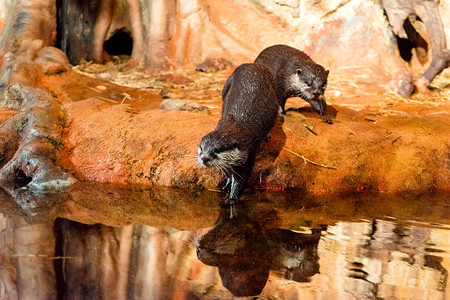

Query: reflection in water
[0,187,449,299]
[197,203,322,296]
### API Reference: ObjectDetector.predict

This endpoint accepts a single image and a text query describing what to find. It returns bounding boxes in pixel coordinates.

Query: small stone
[34,47,71,75]
[196,58,233,73]
[395,71,414,97]
[99,73,111,80]
[159,99,211,114]
[159,74,192,85]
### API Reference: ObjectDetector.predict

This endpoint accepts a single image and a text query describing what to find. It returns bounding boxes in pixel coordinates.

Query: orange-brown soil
[0,108,15,124]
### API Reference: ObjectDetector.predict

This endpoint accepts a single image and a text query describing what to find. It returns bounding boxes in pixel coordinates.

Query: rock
[159,74,193,85]
[159,99,211,114]
[98,73,112,80]
[34,47,71,75]
[196,58,233,73]
[394,71,415,97]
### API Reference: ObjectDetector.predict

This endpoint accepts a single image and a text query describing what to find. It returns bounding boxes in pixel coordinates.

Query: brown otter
[198,63,279,202]
[255,44,332,124]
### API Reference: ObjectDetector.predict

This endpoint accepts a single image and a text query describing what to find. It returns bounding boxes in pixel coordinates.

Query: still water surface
[0,184,448,299]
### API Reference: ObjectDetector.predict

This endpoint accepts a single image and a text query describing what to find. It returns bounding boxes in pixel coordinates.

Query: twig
[382,133,393,139]
[304,124,318,135]
[364,117,377,123]
[98,96,120,104]
[121,92,131,105]
[392,136,401,145]
[86,85,101,93]
[283,147,307,164]
[283,147,336,170]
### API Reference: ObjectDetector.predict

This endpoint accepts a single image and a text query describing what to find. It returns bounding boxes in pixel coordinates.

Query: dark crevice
[103,28,133,56]
[13,168,32,188]
[396,36,414,62]
[55,0,63,50]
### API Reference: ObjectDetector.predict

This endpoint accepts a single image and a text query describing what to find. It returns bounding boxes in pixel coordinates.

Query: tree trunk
[0,0,75,195]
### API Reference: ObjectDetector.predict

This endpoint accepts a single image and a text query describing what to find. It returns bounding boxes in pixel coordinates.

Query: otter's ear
[325,70,330,77]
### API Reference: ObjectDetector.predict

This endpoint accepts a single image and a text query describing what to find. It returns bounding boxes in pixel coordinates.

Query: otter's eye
[322,83,327,88]
[296,69,302,76]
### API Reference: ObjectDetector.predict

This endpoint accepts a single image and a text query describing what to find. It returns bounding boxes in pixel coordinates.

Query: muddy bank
[0,65,448,194]
[45,66,448,195]
[63,101,449,194]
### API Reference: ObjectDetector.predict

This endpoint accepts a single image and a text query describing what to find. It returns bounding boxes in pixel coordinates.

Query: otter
[254,44,332,124]
[196,203,323,296]
[198,63,279,202]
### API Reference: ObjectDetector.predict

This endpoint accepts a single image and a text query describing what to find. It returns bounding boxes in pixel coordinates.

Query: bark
[143,0,176,70]
[57,0,105,64]
[0,1,75,194]
[0,84,76,193]
[382,0,450,94]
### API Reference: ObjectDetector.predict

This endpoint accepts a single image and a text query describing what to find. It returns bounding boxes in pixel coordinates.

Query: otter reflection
[196,203,324,297]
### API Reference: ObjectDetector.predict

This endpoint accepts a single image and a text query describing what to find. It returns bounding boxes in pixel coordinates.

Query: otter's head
[287,62,331,122]
[198,130,248,169]
[289,62,329,100]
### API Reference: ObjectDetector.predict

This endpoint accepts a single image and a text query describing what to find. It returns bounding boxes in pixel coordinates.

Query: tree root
[0,84,76,194]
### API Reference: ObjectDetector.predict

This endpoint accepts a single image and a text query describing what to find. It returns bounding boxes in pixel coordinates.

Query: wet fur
[198,63,278,201]
[255,44,332,123]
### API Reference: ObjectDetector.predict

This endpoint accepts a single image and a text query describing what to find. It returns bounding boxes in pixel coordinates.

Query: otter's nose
[313,91,322,98]
[200,156,210,165]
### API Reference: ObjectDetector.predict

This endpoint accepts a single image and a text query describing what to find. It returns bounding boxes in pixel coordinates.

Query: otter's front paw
[218,177,231,192]
[225,197,240,205]
[322,114,333,124]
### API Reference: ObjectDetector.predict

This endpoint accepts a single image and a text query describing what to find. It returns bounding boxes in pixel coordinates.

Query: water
[0,184,448,300]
